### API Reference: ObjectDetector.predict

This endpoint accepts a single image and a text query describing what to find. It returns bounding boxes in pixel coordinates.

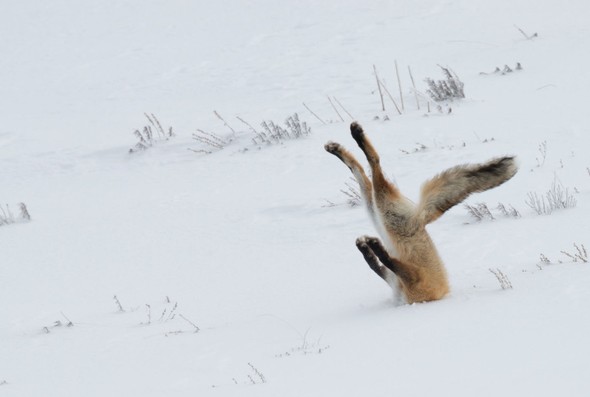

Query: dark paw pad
[355,236,373,253]
[324,141,342,154]
[365,237,382,248]
[350,122,365,146]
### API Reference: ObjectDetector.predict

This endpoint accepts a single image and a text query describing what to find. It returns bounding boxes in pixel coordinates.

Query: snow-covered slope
[2,1,590,396]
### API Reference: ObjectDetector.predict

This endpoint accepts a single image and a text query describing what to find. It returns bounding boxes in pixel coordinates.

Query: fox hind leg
[355,236,394,285]
[362,236,419,285]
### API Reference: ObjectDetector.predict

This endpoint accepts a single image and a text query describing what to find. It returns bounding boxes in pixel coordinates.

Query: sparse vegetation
[525,178,577,215]
[247,363,266,385]
[489,268,513,290]
[191,129,232,153]
[302,102,327,125]
[114,295,200,336]
[496,202,521,218]
[479,62,523,76]
[252,113,311,146]
[0,202,31,226]
[560,243,588,263]
[465,203,495,221]
[191,113,311,153]
[400,142,428,155]
[43,312,74,334]
[536,141,547,168]
[371,62,453,117]
[129,113,174,153]
[539,243,587,265]
[0,204,15,225]
[341,178,362,207]
[213,110,237,136]
[213,363,268,388]
[113,295,125,312]
[514,24,538,40]
[465,202,520,221]
[425,66,465,102]
[276,330,330,358]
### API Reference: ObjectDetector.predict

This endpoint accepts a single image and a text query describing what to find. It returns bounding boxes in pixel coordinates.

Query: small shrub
[496,202,521,218]
[425,66,465,102]
[253,113,311,145]
[192,113,311,154]
[525,179,576,215]
[465,203,494,221]
[560,243,588,263]
[129,113,174,153]
[465,202,520,222]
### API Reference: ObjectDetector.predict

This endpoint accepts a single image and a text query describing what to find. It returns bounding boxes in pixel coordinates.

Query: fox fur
[325,122,518,303]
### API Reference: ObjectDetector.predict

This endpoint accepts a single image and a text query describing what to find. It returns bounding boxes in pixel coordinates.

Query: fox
[325,122,518,303]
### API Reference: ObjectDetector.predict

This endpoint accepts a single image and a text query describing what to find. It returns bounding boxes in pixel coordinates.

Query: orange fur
[325,122,518,303]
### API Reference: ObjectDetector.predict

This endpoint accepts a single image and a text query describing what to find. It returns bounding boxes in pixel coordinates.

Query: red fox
[325,122,518,303]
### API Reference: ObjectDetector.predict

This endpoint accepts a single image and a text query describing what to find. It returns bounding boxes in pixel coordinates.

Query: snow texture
[1,1,590,396]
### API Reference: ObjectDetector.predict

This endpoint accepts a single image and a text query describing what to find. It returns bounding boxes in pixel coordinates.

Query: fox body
[325,122,518,303]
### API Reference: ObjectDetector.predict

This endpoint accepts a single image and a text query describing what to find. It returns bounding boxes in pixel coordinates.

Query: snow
[2,0,590,395]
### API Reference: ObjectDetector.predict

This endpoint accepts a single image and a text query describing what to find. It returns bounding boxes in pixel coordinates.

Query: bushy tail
[417,156,518,225]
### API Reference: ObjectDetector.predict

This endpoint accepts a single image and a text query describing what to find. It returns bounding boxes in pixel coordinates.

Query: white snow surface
[2,1,590,395]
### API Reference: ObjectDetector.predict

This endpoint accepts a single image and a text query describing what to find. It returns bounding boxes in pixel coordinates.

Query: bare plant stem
[248,363,266,384]
[333,96,354,119]
[60,312,74,327]
[178,314,200,333]
[408,66,420,110]
[489,268,513,290]
[395,60,404,111]
[214,111,237,136]
[302,102,326,125]
[113,295,125,312]
[561,243,588,263]
[327,96,344,122]
[373,65,385,111]
[236,116,259,135]
[145,304,151,325]
[514,24,538,40]
[378,78,402,115]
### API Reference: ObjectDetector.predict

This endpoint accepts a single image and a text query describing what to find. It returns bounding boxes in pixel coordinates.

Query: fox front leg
[325,141,376,222]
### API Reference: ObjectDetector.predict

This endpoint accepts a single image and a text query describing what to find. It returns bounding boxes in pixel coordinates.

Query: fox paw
[325,142,348,162]
[364,236,382,247]
[350,122,365,147]
[324,141,342,154]
[355,235,374,248]
[355,236,370,253]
